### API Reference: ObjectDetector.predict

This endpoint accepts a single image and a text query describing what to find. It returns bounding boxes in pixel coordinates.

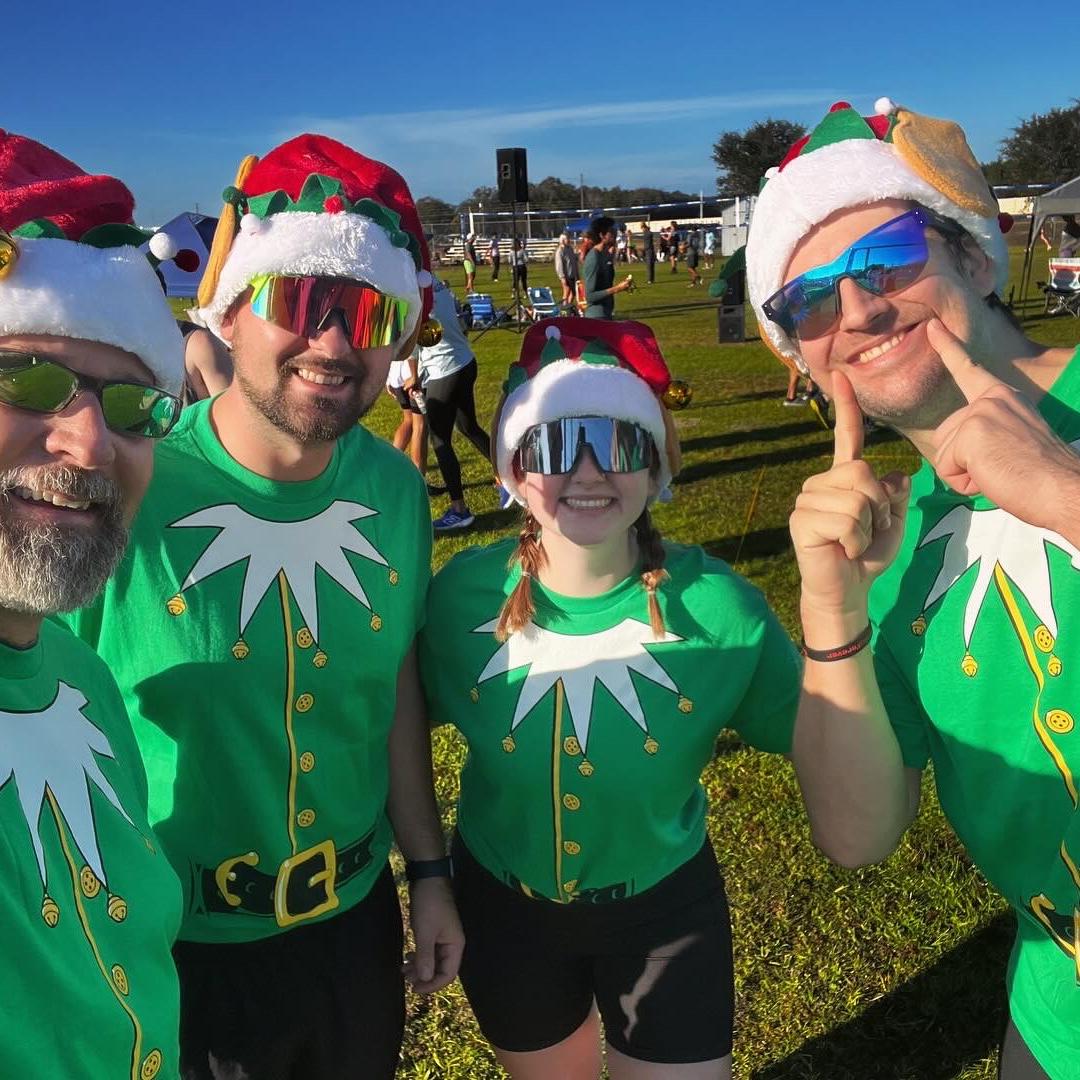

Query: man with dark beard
[0,131,186,1078]
[64,135,464,1080]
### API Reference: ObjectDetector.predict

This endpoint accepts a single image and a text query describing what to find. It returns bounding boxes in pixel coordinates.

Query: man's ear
[960,236,996,296]
[218,289,252,345]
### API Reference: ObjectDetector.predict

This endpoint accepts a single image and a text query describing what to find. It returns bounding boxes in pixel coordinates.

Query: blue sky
[7,0,1075,224]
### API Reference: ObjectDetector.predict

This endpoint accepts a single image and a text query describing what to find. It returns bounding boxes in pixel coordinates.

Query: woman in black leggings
[421,279,492,532]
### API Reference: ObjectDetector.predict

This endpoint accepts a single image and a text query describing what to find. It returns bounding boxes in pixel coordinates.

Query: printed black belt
[199,829,376,929]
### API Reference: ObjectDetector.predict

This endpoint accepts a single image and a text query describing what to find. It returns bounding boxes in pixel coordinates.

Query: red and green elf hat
[494,317,681,505]
[196,134,434,349]
[746,99,1010,364]
[0,128,184,394]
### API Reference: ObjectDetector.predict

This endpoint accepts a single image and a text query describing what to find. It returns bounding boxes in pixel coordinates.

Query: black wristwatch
[405,856,453,883]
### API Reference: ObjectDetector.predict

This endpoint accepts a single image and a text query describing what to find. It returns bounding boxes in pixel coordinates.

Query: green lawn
[357,246,1076,1079]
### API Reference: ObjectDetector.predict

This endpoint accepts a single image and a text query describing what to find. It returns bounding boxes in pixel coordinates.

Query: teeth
[856,332,905,365]
[564,497,613,509]
[12,486,90,510]
[296,368,347,386]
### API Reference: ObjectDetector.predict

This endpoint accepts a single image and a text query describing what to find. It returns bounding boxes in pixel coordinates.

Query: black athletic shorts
[173,863,404,1080]
[452,834,734,1063]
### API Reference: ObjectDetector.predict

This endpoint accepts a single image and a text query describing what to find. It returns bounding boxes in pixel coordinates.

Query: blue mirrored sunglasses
[762,207,958,341]
[518,417,656,475]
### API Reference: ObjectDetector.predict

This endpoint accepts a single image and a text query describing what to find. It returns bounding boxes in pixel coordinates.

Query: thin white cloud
[285,89,839,147]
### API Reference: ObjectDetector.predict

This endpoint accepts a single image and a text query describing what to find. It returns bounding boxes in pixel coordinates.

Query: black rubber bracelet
[405,857,453,883]
[801,623,872,662]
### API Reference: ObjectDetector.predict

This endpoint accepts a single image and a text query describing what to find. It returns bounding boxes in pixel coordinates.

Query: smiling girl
[419,318,801,1079]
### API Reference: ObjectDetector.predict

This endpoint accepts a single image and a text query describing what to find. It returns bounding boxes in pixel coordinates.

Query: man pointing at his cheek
[748,100,1080,1080]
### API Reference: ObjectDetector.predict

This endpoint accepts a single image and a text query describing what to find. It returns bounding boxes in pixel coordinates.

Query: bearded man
[0,130,185,1078]
[753,100,1080,1079]
[65,134,463,1080]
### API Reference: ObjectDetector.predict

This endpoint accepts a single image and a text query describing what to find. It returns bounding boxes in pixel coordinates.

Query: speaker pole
[510,199,524,332]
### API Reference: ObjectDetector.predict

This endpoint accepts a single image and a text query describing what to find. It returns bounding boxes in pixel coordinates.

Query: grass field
[354,246,1078,1079]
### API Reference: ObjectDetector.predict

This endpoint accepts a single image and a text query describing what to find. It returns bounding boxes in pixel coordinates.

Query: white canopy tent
[1019,175,1080,302]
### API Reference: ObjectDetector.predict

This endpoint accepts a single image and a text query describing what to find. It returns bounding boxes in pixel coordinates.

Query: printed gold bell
[0,229,19,279]
[662,380,693,411]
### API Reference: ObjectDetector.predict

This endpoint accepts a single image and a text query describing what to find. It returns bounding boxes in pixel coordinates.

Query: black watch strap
[405,856,453,883]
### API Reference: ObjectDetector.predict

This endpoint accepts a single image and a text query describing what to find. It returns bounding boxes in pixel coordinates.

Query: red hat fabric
[0,129,135,238]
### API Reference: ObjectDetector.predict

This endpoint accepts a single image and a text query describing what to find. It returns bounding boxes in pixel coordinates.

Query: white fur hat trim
[746,139,1008,363]
[199,211,422,341]
[0,237,185,395]
[495,359,669,506]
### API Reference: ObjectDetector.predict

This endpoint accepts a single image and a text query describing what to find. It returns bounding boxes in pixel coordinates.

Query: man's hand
[928,319,1080,537]
[790,369,911,619]
[402,877,464,994]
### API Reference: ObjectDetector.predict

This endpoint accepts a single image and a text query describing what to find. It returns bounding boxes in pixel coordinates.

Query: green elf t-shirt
[869,345,1080,1077]
[420,539,800,903]
[0,621,181,1080]
[64,399,431,944]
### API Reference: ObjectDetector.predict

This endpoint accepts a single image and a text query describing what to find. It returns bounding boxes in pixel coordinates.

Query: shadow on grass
[703,526,793,564]
[676,440,834,484]
[682,421,823,454]
[752,912,1013,1080]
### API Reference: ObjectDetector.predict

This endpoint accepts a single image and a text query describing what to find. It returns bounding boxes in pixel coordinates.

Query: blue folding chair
[526,286,560,320]
[464,292,499,328]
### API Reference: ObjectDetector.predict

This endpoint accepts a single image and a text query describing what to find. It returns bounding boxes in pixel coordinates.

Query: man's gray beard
[0,466,127,615]
[235,363,380,444]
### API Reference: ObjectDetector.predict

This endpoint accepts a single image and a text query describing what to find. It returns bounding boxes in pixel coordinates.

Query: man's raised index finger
[831,368,864,465]
[927,318,1001,402]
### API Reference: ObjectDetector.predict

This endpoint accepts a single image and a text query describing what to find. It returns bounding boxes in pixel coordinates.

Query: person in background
[420,317,800,1080]
[641,221,656,285]
[615,226,628,263]
[554,233,579,311]
[704,227,716,269]
[511,236,528,294]
[489,235,501,280]
[685,231,702,288]
[422,278,492,532]
[387,350,428,477]
[463,233,478,293]
[666,220,680,272]
[581,216,633,319]
[176,319,233,401]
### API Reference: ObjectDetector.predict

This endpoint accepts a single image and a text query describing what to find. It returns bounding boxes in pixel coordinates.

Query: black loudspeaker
[717,306,746,344]
[496,148,529,203]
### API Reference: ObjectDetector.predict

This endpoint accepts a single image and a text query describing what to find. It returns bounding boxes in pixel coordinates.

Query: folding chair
[526,286,560,321]
[1041,259,1080,318]
[464,293,499,328]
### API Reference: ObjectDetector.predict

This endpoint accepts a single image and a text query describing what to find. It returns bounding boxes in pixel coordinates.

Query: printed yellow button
[299,751,316,773]
[297,808,316,828]
[80,866,101,899]
[1046,709,1074,734]
[111,964,129,995]
[563,841,581,855]
[562,794,581,811]
[1035,625,1055,652]
[141,1050,162,1080]
[296,628,314,649]
[296,693,314,713]
[563,736,581,756]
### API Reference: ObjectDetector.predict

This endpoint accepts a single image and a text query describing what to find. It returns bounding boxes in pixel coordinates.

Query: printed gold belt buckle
[274,838,340,928]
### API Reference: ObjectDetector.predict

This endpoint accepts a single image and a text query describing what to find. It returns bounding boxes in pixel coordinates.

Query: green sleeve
[872,636,931,769]
[582,250,605,304]
[727,606,802,753]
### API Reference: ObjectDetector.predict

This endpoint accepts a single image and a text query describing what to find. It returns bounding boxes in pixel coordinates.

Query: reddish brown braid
[494,511,547,642]
[634,508,669,638]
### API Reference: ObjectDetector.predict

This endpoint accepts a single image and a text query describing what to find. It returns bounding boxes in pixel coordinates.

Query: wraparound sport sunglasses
[0,351,181,439]
[248,273,411,349]
[762,207,962,341]
[518,417,656,475]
